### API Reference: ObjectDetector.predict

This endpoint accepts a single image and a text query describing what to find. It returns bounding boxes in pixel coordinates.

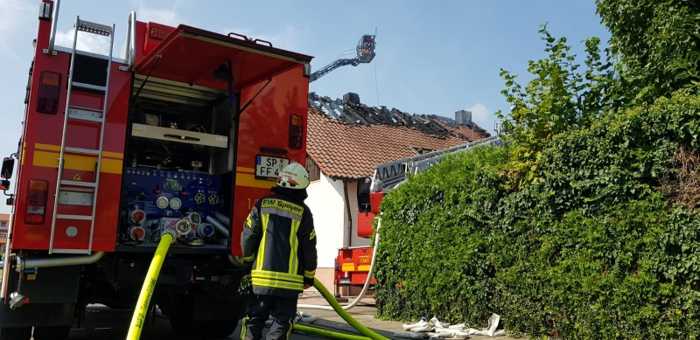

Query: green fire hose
[126,232,175,340]
[295,277,388,340]
[293,323,371,340]
[126,232,386,340]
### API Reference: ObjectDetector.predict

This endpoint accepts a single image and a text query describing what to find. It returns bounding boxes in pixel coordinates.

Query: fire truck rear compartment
[120,75,236,250]
[117,27,312,252]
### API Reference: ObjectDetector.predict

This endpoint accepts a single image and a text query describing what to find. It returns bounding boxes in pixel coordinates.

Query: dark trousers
[241,295,297,340]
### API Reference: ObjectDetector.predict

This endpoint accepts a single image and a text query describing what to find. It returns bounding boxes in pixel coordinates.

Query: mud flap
[0,302,75,328]
[0,266,80,327]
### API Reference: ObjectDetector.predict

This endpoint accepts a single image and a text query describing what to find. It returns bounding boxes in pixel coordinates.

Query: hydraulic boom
[310,34,376,82]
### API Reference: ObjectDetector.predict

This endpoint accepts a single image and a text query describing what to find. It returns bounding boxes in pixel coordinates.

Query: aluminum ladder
[48,17,115,254]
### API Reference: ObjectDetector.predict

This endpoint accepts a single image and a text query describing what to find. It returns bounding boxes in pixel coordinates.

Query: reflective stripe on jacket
[241,193,317,297]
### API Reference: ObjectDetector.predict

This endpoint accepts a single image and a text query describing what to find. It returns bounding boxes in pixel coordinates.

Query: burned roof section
[306,92,491,179]
[308,92,489,140]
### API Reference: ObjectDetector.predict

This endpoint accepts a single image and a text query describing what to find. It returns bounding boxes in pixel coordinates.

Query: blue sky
[0,0,610,209]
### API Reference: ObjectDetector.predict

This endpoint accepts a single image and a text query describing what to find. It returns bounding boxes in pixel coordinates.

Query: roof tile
[307,108,490,179]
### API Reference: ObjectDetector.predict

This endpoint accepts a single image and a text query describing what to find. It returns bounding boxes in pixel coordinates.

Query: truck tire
[33,325,71,340]
[0,326,31,340]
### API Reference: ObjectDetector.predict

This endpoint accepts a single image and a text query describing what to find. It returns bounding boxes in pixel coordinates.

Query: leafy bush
[375,90,700,337]
[595,0,700,102]
[375,1,699,335]
[376,145,510,324]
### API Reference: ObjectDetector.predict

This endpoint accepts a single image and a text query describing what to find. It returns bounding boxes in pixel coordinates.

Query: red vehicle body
[335,193,382,293]
[0,1,312,338]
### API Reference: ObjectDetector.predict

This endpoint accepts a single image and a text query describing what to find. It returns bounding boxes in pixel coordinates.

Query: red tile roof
[306,108,490,179]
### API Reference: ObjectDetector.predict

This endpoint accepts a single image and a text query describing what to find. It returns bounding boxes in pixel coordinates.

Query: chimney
[455,110,472,125]
[343,92,361,105]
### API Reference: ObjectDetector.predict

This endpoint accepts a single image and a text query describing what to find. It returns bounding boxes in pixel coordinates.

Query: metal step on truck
[0,1,312,338]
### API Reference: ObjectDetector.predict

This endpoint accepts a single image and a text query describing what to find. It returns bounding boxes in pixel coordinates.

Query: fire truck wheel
[33,325,71,340]
[0,326,31,340]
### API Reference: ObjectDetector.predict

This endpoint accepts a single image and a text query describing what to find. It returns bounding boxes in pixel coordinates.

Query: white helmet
[277,162,310,190]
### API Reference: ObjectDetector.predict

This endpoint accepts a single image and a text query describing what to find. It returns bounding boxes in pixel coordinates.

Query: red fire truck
[0,1,312,338]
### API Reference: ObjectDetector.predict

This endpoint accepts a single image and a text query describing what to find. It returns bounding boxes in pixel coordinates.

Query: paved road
[64,305,320,340]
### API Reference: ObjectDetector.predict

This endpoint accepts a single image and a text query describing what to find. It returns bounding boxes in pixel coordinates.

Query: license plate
[255,155,289,179]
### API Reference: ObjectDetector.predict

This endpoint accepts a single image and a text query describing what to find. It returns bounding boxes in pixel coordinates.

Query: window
[306,156,321,182]
[357,178,371,212]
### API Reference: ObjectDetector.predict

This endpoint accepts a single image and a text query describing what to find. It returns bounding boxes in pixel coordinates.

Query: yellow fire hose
[126,232,175,340]
[126,232,387,340]
[295,277,388,340]
[293,323,372,340]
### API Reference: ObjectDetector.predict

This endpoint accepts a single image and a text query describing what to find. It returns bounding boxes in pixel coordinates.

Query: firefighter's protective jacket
[241,188,317,297]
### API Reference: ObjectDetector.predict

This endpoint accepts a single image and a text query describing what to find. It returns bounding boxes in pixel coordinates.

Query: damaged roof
[306,93,491,179]
[308,92,489,139]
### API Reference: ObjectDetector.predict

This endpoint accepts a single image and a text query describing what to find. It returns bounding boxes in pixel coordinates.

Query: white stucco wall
[306,172,346,267]
[306,174,372,268]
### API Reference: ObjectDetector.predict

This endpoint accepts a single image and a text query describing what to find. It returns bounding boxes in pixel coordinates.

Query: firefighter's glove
[229,255,254,271]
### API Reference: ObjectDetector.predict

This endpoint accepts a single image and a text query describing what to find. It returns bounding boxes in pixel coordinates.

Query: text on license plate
[255,155,289,179]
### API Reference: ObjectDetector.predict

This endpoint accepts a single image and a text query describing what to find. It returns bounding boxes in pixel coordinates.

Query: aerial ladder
[309,34,376,82]
[372,136,502,190]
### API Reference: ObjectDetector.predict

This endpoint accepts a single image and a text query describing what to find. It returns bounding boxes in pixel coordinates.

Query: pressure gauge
[169,197,182,210]
[156,196,169,209]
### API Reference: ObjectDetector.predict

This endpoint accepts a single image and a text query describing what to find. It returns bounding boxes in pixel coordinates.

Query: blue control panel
[120,167,228,246]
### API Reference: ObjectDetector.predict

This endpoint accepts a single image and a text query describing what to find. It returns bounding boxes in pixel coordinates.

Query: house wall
[306,172,345,268]
[306,173,372,290]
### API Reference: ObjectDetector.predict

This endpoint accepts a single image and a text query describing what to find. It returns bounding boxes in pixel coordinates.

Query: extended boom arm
[310,34,376,82]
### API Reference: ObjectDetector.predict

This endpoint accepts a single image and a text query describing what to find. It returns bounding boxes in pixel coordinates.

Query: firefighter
[240,162,317,340]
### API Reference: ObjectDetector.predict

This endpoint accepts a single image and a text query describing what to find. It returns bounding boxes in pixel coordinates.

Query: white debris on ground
[402,314,505,339]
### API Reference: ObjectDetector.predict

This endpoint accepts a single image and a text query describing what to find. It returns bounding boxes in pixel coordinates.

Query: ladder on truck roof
[49,17,115,255]
[371,136,502,191]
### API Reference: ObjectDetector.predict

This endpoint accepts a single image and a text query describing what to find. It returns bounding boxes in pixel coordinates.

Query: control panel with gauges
[120,167,229,247]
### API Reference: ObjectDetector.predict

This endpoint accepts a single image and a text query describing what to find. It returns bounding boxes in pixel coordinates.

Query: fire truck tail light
[37,71,61,114]
[289,114,303,149]
[26,180,48,225]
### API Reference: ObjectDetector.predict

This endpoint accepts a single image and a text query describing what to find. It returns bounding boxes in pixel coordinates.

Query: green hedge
[375,90,700,338]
